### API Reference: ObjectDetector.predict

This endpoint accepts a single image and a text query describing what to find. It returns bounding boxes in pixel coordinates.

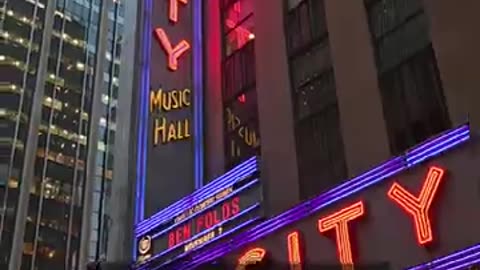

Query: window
[221,0,260,170]
[365,0,451,154]
[285,0,347,198]
[223,0,255,56]
[286,0,327,54]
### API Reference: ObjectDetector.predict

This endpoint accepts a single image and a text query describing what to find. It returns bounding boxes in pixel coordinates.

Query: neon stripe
[135,157,258,234]
[150,178,259,239]
[193,0,204,189]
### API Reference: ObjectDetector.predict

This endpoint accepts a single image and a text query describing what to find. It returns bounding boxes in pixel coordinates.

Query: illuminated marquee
[152,124,474,270]
[135,172,262,266]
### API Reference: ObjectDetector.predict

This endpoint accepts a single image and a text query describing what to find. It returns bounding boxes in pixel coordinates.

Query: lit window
[8,179,18,188]
[76,62,85,70]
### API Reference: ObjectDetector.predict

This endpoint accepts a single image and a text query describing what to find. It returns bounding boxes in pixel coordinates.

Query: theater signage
[135,0,205,224]
[135,124,480,270]
[134,157,263,268]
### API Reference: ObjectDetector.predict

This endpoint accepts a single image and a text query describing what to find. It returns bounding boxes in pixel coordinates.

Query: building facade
[0,0,125,269]
[130,0,480,269]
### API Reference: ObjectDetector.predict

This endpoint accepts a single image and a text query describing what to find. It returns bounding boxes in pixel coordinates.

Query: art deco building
[0,0,125,269]
[127,0,480,269]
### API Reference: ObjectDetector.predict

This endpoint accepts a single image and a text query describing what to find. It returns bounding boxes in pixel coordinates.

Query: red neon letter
[287,231,303,270]
[182,224,191,240]
[318,201,364,268]
[168,232,175,248]
[237,248,266,270]
[387,166,445,245]
[196,215,204,233]
[154,28,190,71]
[169,0,188,23]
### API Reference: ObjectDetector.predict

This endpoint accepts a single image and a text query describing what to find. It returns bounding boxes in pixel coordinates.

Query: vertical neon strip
[193,0,204,189]
[136,0,152,226]
[142,0,152,222]
[134,0,152,259]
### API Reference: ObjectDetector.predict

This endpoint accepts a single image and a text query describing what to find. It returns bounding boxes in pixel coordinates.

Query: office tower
[0,0,124,269]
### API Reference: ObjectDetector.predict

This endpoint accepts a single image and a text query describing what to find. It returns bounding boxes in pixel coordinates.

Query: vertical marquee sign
[136,0,204,222]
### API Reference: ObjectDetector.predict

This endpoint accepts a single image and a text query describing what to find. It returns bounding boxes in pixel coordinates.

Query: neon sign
[136,0,206,251]
[236,248,267,270]
[287,231,303,270]
[318,201,365,267]
[168,0,188,23]
[135,125,474,270]
[387,166,445,246]
[154,28,190,71]
[149,0,194,146]
[229,167,445,269]
[135,172,262,266]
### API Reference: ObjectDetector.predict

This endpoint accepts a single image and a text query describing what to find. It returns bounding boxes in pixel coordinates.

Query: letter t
[387,166,445,245]
[169,0,188,23]
[318,201,364,268]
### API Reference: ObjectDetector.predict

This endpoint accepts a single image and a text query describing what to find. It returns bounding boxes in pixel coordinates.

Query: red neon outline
[287,231,303,270]
[387,166,445,245]
[154,28,190,71]
[318,201,364,267]
[168,0,188,23]
[237,94,246,103]
[237,247,266,269]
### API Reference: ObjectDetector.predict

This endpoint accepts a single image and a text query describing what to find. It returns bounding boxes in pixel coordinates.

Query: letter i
[287,231,303,270]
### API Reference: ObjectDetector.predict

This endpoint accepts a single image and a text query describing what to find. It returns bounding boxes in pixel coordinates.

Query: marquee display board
[136,124,480,270]
[134,157,263,267]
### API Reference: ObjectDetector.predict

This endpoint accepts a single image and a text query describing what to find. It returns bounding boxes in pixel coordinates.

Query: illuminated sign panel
[136,124,480,270]
[137,0,203,220]
[136,170,262,266]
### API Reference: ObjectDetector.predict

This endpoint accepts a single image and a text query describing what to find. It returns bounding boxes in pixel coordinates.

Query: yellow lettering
[153,117,166,146]
[162,92,172,111]
[153,118,191,145]
[183,119,191,139]
[244,127,254,147]
[150,89,162,113]
[176,121,184,140]
[171,90,180,109]
[149,89,192,113]
[167,122,177,142]
[182,88,191,106]
[215,187,233,200]
[226,108,242,131]
[238,126,244,139]
[183,231,216,252]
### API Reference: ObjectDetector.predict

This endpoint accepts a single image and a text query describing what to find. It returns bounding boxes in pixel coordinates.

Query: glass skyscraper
[0,0,124,269]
